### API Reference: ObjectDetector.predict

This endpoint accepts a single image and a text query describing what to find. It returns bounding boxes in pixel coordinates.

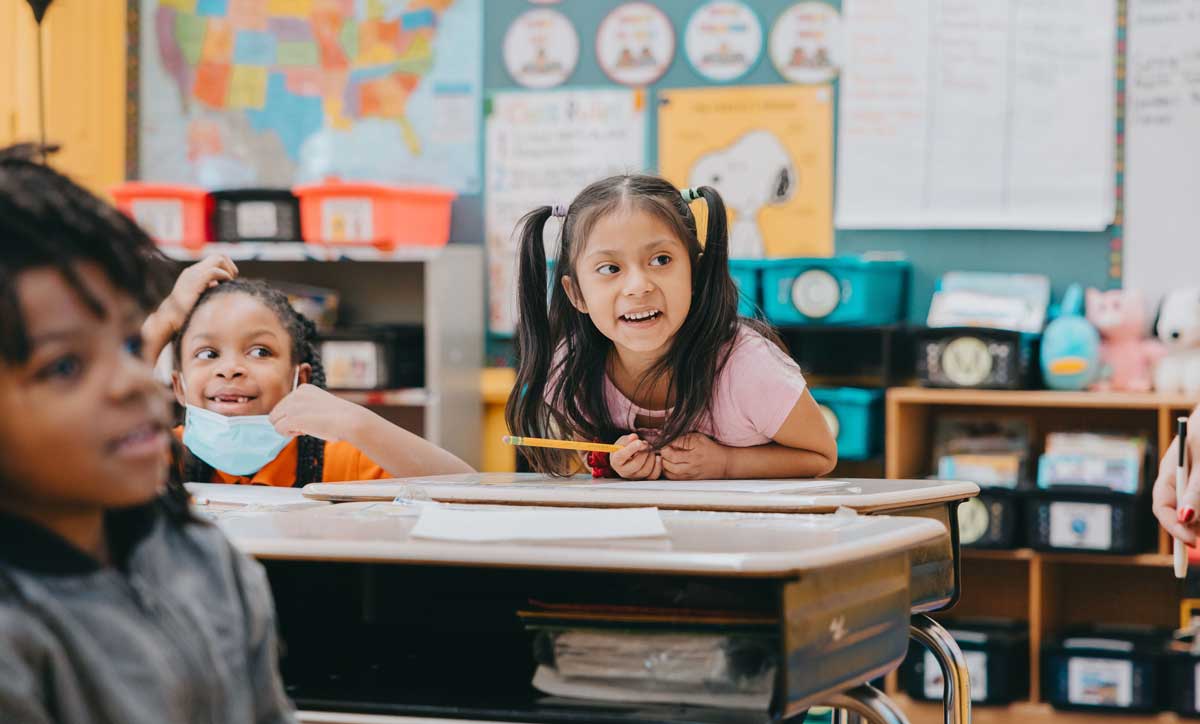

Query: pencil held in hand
[502,435,623,454]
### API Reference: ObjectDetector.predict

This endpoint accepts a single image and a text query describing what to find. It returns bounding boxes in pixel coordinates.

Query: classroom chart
[1123,0,1200,306]
[485,87,648,335]
[835,0,1117,231]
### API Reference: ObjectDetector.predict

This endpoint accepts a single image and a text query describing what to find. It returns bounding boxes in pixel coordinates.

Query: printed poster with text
[486,88,648,335]
[657,85,832,259]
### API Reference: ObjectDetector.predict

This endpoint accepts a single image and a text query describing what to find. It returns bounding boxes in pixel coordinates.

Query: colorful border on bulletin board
[125,0,139,181]
[1110,0,1127,285]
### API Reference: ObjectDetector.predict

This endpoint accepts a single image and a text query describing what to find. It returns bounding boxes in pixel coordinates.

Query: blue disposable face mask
[181,368,299,477]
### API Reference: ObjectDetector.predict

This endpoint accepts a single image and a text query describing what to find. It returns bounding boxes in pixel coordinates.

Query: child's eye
[40,355,82,381]
[248,346,273,359]
[194,348,217,360]
[649,254,672,267]
[123,334,144,357]
[596,263,620,276]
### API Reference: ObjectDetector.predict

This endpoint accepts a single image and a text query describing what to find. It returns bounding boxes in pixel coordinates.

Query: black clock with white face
[957,490,1021,549]
[917,328,1035,389]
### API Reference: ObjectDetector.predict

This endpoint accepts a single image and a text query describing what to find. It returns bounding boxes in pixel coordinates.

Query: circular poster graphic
[596,2,676,86]
[685,1,764,83]
[503,9,580,89]
[769,2,841,83]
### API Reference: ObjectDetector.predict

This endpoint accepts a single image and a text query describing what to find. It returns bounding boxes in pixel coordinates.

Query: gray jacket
[0,503,296,724]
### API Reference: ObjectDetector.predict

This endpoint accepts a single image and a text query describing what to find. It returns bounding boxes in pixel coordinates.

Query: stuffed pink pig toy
[1085,288,1164,392]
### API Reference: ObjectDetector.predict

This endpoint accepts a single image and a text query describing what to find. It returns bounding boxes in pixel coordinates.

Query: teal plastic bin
[729,259,761,317]
[811,387,884,460]
[761,257,910,326]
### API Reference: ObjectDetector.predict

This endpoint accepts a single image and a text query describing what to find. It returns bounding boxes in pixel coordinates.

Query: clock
[917,327,1037,389]
[942,337,992,387]
[955,490,1021,549]
[791,269,842,319]
[957,497,990,546]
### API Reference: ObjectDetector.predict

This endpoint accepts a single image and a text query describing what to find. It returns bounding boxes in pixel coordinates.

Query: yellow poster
[657,84,833,258]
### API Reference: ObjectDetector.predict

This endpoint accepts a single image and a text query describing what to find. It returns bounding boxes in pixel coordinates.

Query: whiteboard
[1124,0,1200,307]
[836,0,1117,231]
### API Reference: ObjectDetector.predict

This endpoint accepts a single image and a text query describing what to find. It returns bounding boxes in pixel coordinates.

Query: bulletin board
[484,0,1123,329]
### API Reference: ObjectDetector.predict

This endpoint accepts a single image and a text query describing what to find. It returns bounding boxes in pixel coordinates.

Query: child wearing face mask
[143,269,473,486]
[505,175,837,480]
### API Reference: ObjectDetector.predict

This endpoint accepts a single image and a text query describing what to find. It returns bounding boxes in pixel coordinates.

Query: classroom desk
[303,476,979,724]
[215,502,944,724]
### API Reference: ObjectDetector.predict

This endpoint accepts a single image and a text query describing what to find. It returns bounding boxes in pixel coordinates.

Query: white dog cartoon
[688,130,796,259]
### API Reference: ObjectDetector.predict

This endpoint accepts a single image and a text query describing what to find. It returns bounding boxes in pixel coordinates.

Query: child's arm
[269,384,474,476]
[661,391,837,480]
[141,255,238,364]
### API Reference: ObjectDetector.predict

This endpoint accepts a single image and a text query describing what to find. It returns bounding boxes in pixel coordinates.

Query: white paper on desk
[587,480,848,494]
[409,506,668,542]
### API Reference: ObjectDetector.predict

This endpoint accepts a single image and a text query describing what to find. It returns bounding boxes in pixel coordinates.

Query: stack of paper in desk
[520,602,777,710]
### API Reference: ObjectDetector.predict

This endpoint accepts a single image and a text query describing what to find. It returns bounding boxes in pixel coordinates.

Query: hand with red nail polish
[1154,410,1200,547]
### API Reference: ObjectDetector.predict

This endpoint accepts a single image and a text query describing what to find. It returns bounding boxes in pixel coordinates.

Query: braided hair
[173,279,327,486]
[0,143,197,523]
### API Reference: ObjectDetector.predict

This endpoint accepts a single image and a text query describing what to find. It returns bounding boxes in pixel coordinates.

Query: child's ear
[298,363,312,386]
[562,275,588,313]
[171,371,186,408]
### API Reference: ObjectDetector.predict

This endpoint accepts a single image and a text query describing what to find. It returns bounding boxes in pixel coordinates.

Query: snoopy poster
[657,85,832,258]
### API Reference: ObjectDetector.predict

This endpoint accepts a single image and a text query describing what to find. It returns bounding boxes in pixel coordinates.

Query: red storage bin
[111,183,210,249]
[293,180,455,251]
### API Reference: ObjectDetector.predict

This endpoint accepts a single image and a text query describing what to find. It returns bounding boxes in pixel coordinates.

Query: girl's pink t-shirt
[603,327,807,447]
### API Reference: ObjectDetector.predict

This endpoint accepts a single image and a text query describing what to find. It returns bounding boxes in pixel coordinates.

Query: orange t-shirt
[173,427,388,486]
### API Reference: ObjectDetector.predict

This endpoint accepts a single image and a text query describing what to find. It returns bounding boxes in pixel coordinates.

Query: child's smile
[175,292,306,417]
[565,207,693,359]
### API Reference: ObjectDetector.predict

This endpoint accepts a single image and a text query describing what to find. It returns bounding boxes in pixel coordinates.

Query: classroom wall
[0,1,127,195]
[483,0,1118,323]
[4,1,1117,322]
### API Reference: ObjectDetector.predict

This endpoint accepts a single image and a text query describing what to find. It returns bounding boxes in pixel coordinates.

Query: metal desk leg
[911,614,971,724]
[824,685,911,724]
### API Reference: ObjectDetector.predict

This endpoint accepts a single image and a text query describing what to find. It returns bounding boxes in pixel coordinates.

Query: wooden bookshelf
[886,386,1192,721]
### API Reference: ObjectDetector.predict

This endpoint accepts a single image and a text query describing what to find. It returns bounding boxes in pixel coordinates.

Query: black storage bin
[958,488,1023,550]
[1042,626,1168,714]
[320,325,423,390]
[1166,638,1200,718]
[212,188,301,242]
[1026,487,1151,555]
[916,327,1038,389]
[900,618,1029,706]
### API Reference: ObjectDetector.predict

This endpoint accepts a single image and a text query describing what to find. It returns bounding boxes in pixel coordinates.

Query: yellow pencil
[502,435,623,454]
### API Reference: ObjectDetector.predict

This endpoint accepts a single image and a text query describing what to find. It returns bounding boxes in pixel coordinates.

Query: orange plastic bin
[111,183,211,249]
[293,180,456,251]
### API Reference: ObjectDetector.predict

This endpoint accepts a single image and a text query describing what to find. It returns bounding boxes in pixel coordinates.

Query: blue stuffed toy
[1040,284,1101,390]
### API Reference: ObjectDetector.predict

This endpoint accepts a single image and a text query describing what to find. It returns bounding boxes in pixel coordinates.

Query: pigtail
[293,314,326,486]
[505,206,575,474]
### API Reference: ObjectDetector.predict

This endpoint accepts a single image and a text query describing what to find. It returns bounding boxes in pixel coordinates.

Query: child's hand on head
[661,433,730,480]
[609,433,663,480]
[268,384,368,442]
[165,255,238,324]
[145,255,239,363]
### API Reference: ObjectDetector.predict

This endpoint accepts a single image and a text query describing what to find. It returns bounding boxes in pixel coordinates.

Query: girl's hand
[160,255,238,330]
[609,433,662,480]
[1153,407,1200,545]
[661,433,731,480]
[269,384,369,443]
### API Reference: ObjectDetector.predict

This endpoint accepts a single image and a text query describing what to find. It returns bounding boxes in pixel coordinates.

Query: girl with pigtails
[504,174,837,480]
